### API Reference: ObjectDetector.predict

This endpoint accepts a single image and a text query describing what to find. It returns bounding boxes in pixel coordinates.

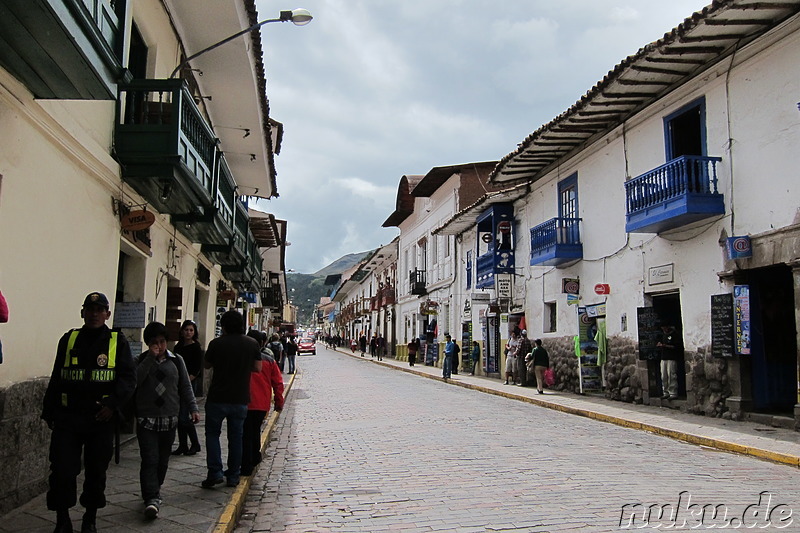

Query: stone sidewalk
[0,373,295,533]
[331,343,800,468]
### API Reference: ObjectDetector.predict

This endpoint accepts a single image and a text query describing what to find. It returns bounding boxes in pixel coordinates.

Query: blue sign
[727,236,752,259]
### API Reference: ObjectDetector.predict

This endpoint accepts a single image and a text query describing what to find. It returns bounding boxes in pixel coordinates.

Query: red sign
[497,221,512,234]
[121,210,156,231]
[594,283,611,295]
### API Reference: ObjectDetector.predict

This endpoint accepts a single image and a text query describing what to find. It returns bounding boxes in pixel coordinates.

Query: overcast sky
[253,0,706,274]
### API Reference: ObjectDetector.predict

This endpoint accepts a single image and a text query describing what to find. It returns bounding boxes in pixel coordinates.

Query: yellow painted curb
[212,371,296,533]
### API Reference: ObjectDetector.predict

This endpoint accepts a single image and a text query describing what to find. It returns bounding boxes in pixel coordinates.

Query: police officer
[41,292,136,533]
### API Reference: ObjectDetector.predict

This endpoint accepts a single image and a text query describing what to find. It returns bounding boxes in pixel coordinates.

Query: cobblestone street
[234,347,800,532]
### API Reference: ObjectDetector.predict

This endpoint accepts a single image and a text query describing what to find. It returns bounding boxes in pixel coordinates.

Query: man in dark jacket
[41,292,136,533]
[202,310,262,489]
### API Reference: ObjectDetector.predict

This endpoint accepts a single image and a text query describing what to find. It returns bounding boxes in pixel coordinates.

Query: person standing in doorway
[41,292,136,533]
[504,331,519,385]
[134,322,199,519]
[657,324,681,400]
[201,310,262,489]
[171,320,202,456]
[443,334,455,380]
[470,341,480,375]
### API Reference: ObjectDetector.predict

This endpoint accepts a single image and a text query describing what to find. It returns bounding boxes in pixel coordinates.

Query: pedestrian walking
[171,319,202,456]
[241,331,284,476]
[134,322,199,519]
[359,333,367,356]
[470,341,480,375]
[377,333,385,361]
[350,337,358,353]
[41,292,136,533]
[407,338,418,366]
[452,340,460,374]
[201,310,262,489]
[527,339,550,394]
[442,334,455,380]
[266,334,284,372]
[285,335,298,374]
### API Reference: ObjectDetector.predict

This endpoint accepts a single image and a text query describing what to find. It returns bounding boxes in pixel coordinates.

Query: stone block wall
[685,345,733,418]
[602,337,643,403]
[0,378,51,515]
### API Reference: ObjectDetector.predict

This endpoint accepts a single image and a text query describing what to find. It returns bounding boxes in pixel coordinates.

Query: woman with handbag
[529,339,550,394]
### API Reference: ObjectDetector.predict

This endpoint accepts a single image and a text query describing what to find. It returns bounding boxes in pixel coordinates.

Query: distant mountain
[287,250,375,325]
[312,250,374,277]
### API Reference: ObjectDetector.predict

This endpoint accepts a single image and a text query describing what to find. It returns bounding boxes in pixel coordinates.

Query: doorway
[741,265,797,414]
[650,292,686,398]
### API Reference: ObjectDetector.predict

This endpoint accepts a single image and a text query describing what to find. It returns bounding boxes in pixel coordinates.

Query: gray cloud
[254,0,705,273]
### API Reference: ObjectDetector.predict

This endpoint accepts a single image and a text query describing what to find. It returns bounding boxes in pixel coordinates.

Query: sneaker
[661,393,670,399]
[226,478,240,487]
[668,395,679,401]
[504,381,509,385]
[144,499,160,519]
[201,476,224,489]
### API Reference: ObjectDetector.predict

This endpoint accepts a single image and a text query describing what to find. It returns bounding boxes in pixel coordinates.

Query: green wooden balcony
[115,79,217,217]
[177,154,236,250]
[0,0,127,99]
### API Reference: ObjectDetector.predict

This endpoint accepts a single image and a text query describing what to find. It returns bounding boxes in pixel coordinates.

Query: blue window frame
[664,97,707,160]
[558,173,578,220]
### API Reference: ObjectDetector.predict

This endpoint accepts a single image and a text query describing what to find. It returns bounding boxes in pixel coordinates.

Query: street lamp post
[169,8,312,79]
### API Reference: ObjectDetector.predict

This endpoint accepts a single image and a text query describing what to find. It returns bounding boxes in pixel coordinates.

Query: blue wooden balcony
[475,253,496,289]
[529,217,583,267]
[625,155,724,233]
[0,0,127,99]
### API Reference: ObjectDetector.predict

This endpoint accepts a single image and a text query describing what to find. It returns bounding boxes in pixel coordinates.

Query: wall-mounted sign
[112,301,146,329]
[727,236,752,259]
[734,285,751,355]
[648,264,674,285]
[711,294,734,358]
[562,278,580,295]
[121,210,156,231]
[593,283,611,295]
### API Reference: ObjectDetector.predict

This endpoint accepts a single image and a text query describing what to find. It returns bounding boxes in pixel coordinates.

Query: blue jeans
[287,353,296,373]
[443,355,452,378]
[204,402,248,484]
[137,423,176,502]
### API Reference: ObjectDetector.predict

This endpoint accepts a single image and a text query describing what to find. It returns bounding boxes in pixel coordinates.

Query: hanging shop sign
[593,283,611,295]
[562,278,580,295]
[496,274,512,299]
[121,210,156,231]
[420,300,439,315]
[726,236,752,259]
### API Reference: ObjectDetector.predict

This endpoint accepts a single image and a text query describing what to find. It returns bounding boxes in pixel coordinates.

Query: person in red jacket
[241,330,285,476]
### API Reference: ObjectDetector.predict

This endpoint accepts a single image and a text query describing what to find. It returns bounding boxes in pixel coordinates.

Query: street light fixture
[169,8,313,79]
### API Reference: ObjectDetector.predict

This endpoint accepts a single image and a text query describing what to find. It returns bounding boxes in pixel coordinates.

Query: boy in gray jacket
[135,322,199,519]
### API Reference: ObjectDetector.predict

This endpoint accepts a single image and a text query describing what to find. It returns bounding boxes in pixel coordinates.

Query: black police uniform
[41,321,136,512]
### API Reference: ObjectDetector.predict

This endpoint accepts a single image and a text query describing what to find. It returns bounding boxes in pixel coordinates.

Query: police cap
[83,292,110,309]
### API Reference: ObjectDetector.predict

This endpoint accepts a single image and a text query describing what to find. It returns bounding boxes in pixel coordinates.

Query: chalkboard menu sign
[636,307,661,361]
[711,293,734,358]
